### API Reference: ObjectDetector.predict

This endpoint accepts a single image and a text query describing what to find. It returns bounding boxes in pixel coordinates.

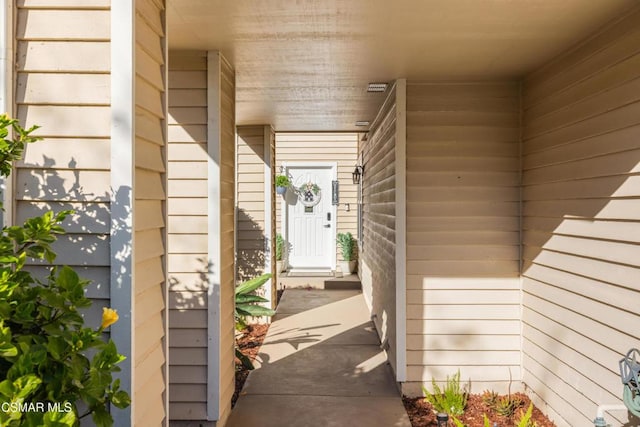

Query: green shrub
[422,370,468,416]
[0,114,129,426]
[336,232,355,261]
[275,233,284,261]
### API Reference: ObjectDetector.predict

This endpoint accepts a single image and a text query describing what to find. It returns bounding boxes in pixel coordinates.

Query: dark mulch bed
[403,392,556,427]
[232,323,270,408]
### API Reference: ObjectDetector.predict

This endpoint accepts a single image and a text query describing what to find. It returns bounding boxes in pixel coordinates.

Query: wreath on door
[294,181,322,207]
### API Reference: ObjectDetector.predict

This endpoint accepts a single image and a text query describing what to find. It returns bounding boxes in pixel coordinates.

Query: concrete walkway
[227,289,411,427]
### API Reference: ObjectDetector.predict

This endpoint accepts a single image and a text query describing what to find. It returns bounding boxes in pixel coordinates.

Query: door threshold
[285,270,333,277]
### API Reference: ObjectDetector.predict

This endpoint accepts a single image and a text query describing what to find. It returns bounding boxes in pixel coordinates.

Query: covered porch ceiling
[167,0,636,132]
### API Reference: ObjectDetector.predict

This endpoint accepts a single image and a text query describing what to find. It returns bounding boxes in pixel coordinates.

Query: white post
[0,0,13,227]
[110,1,135,425]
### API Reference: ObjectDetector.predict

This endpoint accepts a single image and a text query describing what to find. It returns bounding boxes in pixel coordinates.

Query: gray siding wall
[522,7,640,427]
[404,82,521,395]
[359,85,398,373]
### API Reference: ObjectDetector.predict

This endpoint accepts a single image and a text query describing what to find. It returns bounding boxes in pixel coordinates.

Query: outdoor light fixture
[355,121,370,127]
[436,413,449,427]
[352,165,364,184]
[367,82,388,93]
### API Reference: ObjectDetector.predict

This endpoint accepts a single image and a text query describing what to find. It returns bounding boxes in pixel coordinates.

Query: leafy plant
[481,389,499,408]
[336,232,356,261]
[515,403,537,427]
[452,416,467,427]
[483,413,492,427]
[275,233,284,261]
[495,394,524,417]
[275,175,290,188]
[0,115,130,426]
[234,273,276,370]
[422,370,468,417]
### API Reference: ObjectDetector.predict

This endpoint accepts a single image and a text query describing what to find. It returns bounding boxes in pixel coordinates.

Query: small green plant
[481,389,499,408]
[275,233,284,261]
[0,115,130,426]
[234,273,276,370]
[336,232,355,261]
[515,403,537,427]
[422,370,468,416]
[483,413,492,427]
[495,394,524,417]
[452,416,467,427]
[275,175,290,188]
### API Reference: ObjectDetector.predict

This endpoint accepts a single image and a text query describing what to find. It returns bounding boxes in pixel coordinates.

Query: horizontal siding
[522,7,640,427]
[14,2,111,331]
[404,82,521,395]
[218,56,236,426]
[359,85,397,373]
[167,51,209,422]
[236,126,267,282]
[133,1,166,426]
[275,132,359,265]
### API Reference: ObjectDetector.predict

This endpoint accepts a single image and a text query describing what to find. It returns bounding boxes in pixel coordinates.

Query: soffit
[167,0,636,131]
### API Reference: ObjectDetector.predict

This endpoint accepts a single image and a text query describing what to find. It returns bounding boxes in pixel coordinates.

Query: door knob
[324,224,331,228]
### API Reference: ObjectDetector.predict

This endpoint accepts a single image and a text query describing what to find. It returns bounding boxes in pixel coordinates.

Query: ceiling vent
[367,82,388,93]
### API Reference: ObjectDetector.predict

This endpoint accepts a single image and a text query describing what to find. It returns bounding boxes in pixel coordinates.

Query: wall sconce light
[352,165,364,185]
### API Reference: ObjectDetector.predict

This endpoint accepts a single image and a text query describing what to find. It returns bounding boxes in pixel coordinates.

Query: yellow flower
[101,307,119,329]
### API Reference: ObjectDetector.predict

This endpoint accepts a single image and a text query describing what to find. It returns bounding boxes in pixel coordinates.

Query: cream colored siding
[359,86,398,372]
[217,55,237,427]
[522,8,640,427]
[275,133,359,262]
[237,126,267,280]
[133,1,167,425]
[167,51,209,421]
[403,82,521,395]
[236,125,276,307]
[15,1,111,326]
[167,51,236,425]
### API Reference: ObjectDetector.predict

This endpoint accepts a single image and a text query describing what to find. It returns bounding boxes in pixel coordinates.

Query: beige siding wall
[15,0,111,326]
[403,82,521,395]
[237,125,276,306]
[522,8,640,427]
[275,133,359,263]
[167,51,209,421]
[358,87,398,372]
[217,54,237,427]
[167,51,236,425]
[133,0,167,425]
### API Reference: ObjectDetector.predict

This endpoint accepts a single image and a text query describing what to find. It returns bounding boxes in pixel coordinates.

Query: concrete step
[276,273,361,290]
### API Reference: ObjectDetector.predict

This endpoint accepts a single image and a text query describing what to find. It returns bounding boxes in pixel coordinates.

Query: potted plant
[275,233,285,272]
[276,174,290,195]
[337,232,357,274]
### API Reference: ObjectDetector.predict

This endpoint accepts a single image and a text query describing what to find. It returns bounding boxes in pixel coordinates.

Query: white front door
[285,164,335,271]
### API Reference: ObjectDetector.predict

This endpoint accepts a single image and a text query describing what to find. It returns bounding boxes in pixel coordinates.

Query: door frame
[281,161,338,272]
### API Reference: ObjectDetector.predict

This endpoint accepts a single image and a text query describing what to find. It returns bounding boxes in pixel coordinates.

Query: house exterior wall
[214,52,237,427]
[522,7,640,427]
[403,82,521,395]
[132,1,167,425]
[236,125,276,306]
[15,1,169,425]
[15,0,111,326]
[167,51,236,425]
[275,133,358,265]
[167,51,209,422]
[358,85,398,373]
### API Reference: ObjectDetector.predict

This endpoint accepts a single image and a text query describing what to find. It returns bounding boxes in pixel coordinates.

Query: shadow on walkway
[228,289,411,427]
